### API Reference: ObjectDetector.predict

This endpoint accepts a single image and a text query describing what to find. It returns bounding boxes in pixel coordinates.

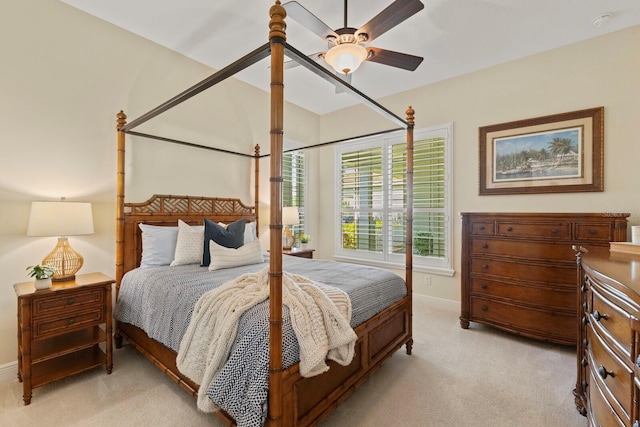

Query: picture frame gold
[479,107,604,195]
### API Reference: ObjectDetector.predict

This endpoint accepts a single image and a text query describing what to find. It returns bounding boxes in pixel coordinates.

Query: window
[283,150,306,239]
[336,124,453,274]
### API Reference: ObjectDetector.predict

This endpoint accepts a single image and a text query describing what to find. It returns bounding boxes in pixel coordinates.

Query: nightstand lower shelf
[31,346,105,388]
[31,326,106,363]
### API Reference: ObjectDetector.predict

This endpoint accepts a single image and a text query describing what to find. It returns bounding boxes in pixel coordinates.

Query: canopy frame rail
[119,42,412,145]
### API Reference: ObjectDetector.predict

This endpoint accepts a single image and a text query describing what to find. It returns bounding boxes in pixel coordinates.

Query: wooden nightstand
[14,272,114,405]
[283,248,315,259]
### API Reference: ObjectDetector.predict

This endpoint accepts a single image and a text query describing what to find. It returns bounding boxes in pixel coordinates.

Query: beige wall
[0,0,318,367]
[316,25,640,302]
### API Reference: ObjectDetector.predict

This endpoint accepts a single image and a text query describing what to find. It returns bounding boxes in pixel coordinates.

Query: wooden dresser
[460,212,628,345]
[575,250,640,426]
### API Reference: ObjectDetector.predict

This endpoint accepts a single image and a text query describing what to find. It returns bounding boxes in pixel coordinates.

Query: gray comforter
[114,255,406,427]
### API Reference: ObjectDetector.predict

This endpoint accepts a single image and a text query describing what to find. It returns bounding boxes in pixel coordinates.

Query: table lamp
[282,206,300,250]
[27,199,94,282]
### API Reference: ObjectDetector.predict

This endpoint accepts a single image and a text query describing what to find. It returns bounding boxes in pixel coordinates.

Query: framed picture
[479,107,604,195]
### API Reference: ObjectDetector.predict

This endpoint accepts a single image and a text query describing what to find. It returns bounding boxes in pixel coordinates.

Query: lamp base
[283,226,296,250]
[43,237,83,282]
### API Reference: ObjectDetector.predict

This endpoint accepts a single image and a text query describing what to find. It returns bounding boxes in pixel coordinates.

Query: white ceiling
[61,0,640,115]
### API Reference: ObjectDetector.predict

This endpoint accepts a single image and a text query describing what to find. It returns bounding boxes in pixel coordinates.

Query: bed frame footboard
[115,295,411,426]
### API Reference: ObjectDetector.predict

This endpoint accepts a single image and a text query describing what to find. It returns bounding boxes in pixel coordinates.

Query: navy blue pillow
[202,218,246,266]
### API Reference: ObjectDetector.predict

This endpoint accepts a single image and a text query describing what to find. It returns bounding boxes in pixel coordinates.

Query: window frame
[334,123,454,276]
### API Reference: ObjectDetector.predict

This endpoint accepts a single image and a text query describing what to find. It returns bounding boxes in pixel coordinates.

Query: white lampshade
[324,43,368,75]
[282,206,300,226]
[27,201,94,237]
[27,201,94,282]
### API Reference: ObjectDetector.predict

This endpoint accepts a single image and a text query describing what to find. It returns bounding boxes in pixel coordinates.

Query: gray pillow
[202,218,246,266]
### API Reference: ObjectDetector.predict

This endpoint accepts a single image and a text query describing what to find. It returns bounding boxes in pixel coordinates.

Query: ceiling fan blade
[283,1,338,40]
[357,0,424,43]
[365,47,424,71]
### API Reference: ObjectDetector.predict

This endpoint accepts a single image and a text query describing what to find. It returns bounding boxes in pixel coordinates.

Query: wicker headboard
[121,194,256,275]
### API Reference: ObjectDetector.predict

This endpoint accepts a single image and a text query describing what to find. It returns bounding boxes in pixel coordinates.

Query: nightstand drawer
[33,307,104,340]
[32,289,103,317]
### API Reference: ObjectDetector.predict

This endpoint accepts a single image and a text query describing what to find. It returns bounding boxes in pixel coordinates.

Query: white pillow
[138,223,178,268]
[245,221,257,243]
[217,220,257,244]
[208,239,264,271]
[170,220,204,266]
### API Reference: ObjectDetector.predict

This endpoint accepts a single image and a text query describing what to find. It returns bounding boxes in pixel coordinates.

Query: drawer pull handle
[581,316,589,326]
[68,317,75,325]
[581,357,588,367]
[593,311,608,321]
[597,365,614,380]
[583,302,588,311]
[582,338,588,347]
[481,305,488,312]
[481,243,488,249]
[633,421,639,427]
[67,298,75,305]
[588,229,597,235]
[479,226,485,231]
[481,284,488,289]
[481,264,488,269]
[506,227,513,232]
[551,229,559,234]
[636,355,640,369]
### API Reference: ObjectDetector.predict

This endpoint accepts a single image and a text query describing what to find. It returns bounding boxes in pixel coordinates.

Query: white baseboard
[0,360,18,384]
[413,293,460,312]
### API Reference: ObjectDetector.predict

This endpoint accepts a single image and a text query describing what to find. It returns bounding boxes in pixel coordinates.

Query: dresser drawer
[588,369,626,427]
[470,238,575,261]
[32,289,104,318]
[470,278,574,311]
[496,221,571,240]
[32,307,104,340]
[470,258,575,285]
[588,324,633,422]
[575,223,614,242]
[590,287,633,358]
[470,297,574,342]
[470,221,494,235]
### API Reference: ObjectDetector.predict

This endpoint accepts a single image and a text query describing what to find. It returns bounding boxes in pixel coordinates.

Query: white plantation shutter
[336,124,452,271]
[283,150,306,239]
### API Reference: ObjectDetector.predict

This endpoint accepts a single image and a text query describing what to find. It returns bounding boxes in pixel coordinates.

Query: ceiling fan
[283,0,425,76]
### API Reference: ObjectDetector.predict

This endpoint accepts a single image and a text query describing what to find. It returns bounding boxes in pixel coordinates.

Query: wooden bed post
[268,2,286,427]
[116,110,127,299]
[405,106,414,355]
[255,144,260,238]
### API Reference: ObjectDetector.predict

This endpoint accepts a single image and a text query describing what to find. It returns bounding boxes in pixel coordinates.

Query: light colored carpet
[0,297,586,426]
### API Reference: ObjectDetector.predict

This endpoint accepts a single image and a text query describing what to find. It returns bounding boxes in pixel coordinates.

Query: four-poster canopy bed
[114,2,415,426]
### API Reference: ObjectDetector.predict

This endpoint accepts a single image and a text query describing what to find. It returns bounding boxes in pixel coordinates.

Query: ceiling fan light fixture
[324,43,368,75]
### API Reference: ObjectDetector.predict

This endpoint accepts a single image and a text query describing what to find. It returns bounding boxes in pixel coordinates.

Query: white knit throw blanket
[176,268,357,412]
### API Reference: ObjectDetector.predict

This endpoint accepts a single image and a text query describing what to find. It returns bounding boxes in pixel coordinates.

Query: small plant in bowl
[299,234,310,248]
[26,264,56,289]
